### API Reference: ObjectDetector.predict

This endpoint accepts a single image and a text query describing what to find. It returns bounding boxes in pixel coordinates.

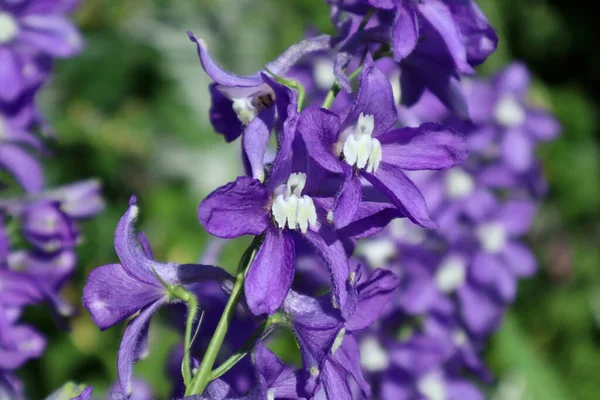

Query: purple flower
[21,200,79,252]
[298,55,468,229]
[281,267,400,399]
[0,307,46,371]
[198,78,353,317]
[188,31,330,143]
[83,196,229,397]
[0,0,83,102]
[45,383,93,400]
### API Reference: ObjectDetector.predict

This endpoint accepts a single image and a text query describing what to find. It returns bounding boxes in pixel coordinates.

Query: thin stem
[181,293,199,385]
[210,319,274,381]
[185,237,262,396]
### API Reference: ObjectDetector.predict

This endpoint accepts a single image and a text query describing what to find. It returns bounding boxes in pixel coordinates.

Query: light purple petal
[392,5,419,61]
[342,54,398,136]
[338,200,404,239]
[322,358,352,400]
[458,285,504,335]
[265,35,332,77]
[365,0,397,10]
[364,163,436,228]
[502,241,537,278]
[298,106,345,174]
[378,122,468,170]
[0,144,44,193]
[243,108,276,181]
[253,343,285,388]
[198,177,270,238]
[447,380,484,400]
[332,334,370,398]
[501,129,534,172]
[346,269,400,331]
[496,199,537,236]
[245,227,295,315]
[0,48,24,102]
[188,32,262,87]
[525,109,561,141]
[494,63,531,100]
[0,322,46,371]
[82,263,164,330]
[470,252,516,303]
[20,15,84,57]
[118,299,164,397]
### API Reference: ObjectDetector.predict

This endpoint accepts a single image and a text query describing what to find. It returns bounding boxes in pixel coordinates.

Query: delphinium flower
[83,196,230,398]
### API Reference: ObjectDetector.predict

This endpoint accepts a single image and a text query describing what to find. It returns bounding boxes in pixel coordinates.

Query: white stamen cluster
[417,372,447,400]
[232,97,258,125]
[339,113,382,173]
[271,173,317,234]
[477,222,507,254]
[0,13,19,44]
[495,95,526,127]
[359,336,390,372]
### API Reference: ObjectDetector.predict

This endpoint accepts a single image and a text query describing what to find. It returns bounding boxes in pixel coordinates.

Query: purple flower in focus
[0,0,84,102]
[198,77,353,317]
[298,55,468,229]
[83,196,229,397]
[188,31,330,143]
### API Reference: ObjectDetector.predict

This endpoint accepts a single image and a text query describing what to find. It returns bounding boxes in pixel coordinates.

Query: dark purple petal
[245,227,295,315]
[332,171,362,229]
[118,299,165,397]
[332,334,370,398]
[321,358,352,400]
[364,163,436,228]
[198,177,270,238]
[342,54,398,136]
[417,1,472,73]
[298,106,345,174]
[448,0,498,66]
[346,269,400,331]
[303,225,351,317]
[252,343,285,388]
[378,122,468,170]
[208,83,244,142]
[392,5,419,61]
[82,263,164,330]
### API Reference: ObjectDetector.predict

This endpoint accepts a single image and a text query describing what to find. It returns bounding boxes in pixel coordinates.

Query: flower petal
[364,163,436,228]
[208,83,244,142]
[496,199,537,236]
[298,106,345,174]
[502,241,537,278]
[0,144,44,193]
[20,15,84,58]
[243,108,276,182]
[322,358,352,400]
[332,171,362,229]
[303,225,351,317]
[117,299,164,397]
[346,269,400,331]
[494,62,531,100]
[342,54,398,136]
[198,177,270,239]
[332,334,371,397]
[82,263,164,330]
[245,227,296,315]
[265,35,332,77]
[0,48,24,102]
[392,5,419,61]
[470,252,516,303]
[378,122,468,170]
[457,284,504,335]
[501,129,534,172]
[525,109,561,141]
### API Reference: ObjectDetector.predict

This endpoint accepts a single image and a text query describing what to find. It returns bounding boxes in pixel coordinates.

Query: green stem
[322,66,363,109]
[181,293,199,385]
[185,237,261,396]
[210,319,273,381]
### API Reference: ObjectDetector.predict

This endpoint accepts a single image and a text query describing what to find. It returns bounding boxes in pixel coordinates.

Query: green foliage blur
[15,0,600,399]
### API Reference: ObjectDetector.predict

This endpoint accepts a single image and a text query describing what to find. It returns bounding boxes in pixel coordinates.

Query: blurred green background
[16,0,600,398]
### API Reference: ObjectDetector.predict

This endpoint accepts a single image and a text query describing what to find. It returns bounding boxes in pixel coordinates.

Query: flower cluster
[81,1,558,399]
[0,1,102,398]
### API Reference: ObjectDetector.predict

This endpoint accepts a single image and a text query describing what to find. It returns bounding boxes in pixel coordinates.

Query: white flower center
[313,58,336,90]
[358,238,397,268]
[417,372,447,400]
[477,222,507,254]
[338,113,382,173]
[271,173,317,234]
[0,116,6,139]
[359,336,390,372]
[445,168,475,199]
[452,329,468,347]
[389,70,401,104]
[232,97,258,125]
[0,13,19,44]
[389,219,426,245]
[435,255,467,294]
[495,95,525,127]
